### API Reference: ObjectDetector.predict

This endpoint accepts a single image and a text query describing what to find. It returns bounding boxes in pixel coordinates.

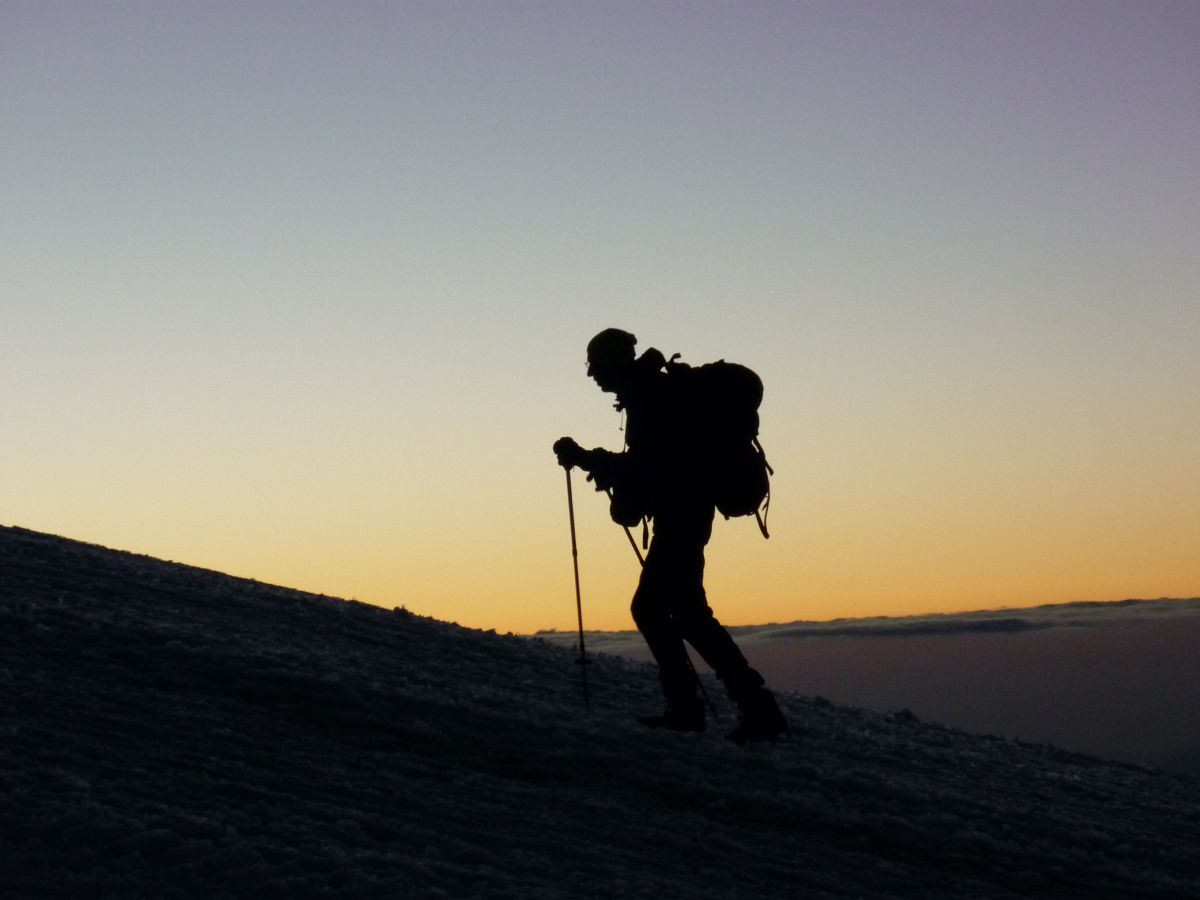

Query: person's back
[613,349,708,521]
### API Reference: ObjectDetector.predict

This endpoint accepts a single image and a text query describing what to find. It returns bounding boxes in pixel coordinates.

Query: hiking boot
[638,697,705,733]
[727,688,788,745]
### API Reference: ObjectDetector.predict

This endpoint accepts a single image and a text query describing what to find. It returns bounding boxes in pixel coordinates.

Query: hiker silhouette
[554,328,788,744]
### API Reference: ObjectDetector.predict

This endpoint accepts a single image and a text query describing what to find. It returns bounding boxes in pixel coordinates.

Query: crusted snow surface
[2,525,1198,899]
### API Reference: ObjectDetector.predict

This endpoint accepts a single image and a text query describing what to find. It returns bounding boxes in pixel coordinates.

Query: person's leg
[656,524,787,743]
[644,524,763,699]
[669,565,769,701]
[630,537,702,728]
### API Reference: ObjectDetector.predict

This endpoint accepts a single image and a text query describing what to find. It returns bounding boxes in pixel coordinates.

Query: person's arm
[553,437,625,491]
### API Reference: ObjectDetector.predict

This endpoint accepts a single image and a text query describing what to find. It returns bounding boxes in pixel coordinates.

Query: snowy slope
[2,525,1198,899]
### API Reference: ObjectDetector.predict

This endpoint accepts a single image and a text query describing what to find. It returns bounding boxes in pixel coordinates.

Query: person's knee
[630,591,662,631]
[630,594,645,626]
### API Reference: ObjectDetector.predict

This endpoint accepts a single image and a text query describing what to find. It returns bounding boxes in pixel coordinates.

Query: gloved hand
[553,436,586,469]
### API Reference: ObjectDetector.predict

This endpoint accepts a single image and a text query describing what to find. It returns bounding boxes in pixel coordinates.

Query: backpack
[667,354,774,537]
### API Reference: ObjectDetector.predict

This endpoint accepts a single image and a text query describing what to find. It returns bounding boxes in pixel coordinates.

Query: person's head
[586,328,636,393]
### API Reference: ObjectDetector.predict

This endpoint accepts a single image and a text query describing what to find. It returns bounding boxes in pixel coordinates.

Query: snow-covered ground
[3,525,1198,898]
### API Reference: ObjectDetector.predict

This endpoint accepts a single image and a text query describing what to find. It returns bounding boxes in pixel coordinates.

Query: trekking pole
[606,491,719,722]
[564,466,591,710]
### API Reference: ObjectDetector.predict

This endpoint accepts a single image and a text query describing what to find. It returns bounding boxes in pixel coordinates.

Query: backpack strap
[754,436,774,476]
[753,496,771,539]
[753,437,773,539]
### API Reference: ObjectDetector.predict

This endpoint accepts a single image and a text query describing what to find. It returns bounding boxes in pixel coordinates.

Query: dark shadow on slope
[4,525,1200,900]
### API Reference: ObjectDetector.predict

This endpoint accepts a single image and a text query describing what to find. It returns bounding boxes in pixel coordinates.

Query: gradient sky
[4,1,1198,633]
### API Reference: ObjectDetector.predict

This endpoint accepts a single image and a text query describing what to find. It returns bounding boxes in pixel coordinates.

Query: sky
[3,1,1198,633]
